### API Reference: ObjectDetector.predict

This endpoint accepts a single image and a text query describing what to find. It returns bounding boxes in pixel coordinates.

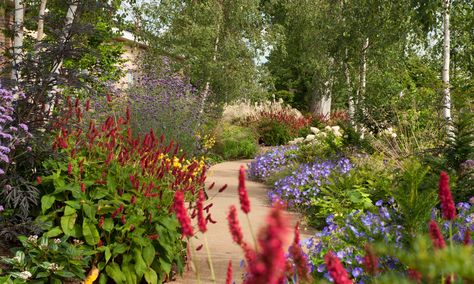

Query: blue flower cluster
[247,145,299,180]
[305,200,474,283]
[269,158,352,207]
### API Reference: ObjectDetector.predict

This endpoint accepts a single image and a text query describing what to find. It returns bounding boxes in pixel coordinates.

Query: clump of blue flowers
[269,158,352,207]
[305,200,474,283]
[247,145,299,180]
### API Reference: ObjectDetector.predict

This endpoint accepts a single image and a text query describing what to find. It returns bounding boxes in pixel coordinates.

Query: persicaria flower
[429,220,446,249]
[288,222,311,281]
[245,205,288,284]
[36,176,42,184]
[130,195,137,205]
[226,260,233,284]
[324,251,353,284]
[81,182,85,193]
[465,230,471,246]
[363,244,378,275]
[173,190,194,237]
[197,189,207,233]
[438,171,456,220]
[238,166,250,214]
[227,205,243,245]
[67,163,72,175]
[407,268,422,283]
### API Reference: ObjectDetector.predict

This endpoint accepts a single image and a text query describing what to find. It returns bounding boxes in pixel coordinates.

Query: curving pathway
[170,160,312,284]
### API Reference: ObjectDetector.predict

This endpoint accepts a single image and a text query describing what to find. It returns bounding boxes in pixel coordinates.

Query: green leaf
[112,243,129,255]
[107,173,117,191]
[144,268,158,284]
[65,200,82,210]
[41,195,56,213]
[99,273,108,284]
[82,219,100,246]
[105,247,112,264]
[134,248,147,279]
[159,257,172,274]
[105,262,126,284]
[61,213,78,236]
[64,205,77,216]
[142,244,155,267]
[45,227,63,238]
[103,218,114,232]
[82,204,96,220]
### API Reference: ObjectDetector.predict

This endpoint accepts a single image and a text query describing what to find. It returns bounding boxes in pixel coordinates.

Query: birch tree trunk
[37,0,48,41]
[345,49,355,124]
[442,0,453,137]
[357,37,369,121]
[199,25,220,115]
[12,0,24,83]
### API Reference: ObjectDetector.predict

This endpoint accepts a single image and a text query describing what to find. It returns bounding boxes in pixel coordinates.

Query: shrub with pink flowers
[17,98,211,283]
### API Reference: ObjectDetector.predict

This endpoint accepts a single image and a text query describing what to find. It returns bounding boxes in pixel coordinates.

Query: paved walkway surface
[169,160,313,284]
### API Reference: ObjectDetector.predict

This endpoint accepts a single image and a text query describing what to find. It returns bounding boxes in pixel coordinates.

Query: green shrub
[271,90,295,105]
[257,120,293,146]
[214,125,259,160]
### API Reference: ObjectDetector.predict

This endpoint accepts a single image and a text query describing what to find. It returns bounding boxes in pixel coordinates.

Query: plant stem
[246,214,258,251]
[204,234,216,282]
[189,239,201,284]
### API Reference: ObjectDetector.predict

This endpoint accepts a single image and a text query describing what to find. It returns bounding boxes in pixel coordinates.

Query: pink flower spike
[227,205,244,245]
[197,189,207,233]
[238,165,250,214]
[429,220,446,249]
[173,190,194,237]
[324,251,353,284]
[438,171,457,220]
[226,260,233,284]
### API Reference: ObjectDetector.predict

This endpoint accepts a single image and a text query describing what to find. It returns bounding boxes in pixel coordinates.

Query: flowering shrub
[35,98,208,283]
[247,145,299,180]
[213,124,259,160]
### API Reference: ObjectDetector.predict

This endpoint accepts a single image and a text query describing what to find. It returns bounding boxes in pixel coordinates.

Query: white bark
[442,0,453,137]
[51,1,79,74]
[360,37,369,98]
[199,22,220,115]
[345,49,355,124]
[12,0,24,83]
[37,0,48,41]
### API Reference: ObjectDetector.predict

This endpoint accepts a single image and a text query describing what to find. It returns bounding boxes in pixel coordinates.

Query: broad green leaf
[134,248,147,279]
[65,200,82,210]
[105,262,126,284]
[64,205,76,216]
[82,219,100,246]
[113,243,129,255]
[41,195,56,213]
[105,247,111,263]
[82,203,96,220]
[142,244,155,267]
[45,227,63,238]
[61,213,78,236]
[144,268,158,284]
[103,218,114,232]
[159,257,172,274]
[99,273,108,284]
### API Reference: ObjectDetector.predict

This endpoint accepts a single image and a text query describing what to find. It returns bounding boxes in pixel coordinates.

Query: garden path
[170,160,313,284]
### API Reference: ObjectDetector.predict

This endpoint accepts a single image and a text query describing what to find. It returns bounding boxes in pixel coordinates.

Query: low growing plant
[213,124,259,160]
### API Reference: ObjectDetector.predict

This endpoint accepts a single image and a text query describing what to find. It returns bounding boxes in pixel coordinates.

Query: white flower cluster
[288,126,343,145]
[378,127,397,138]
[221,98,303,124]
[19,271,32,280]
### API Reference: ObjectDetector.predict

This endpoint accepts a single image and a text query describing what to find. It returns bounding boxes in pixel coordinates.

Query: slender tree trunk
[37,0,48,41]
[442,0,453,137]
[12,0,24,84]
[356,37,369,121]
[310,59,334,118]
[199,25,220,114]
[345,48,355,124]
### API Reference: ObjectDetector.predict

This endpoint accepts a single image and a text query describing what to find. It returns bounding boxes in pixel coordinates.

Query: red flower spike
[106,94,112,103]
[324,251,353,284]
[196,244,204,251]
[80,182,85,193]
[227,205,244,245]
[363,244,378,275]
[407,269,422,283]
[226,260,233,284]
[429,220,446,249]
[238,166,250,214]
[289,222,311,281]
[438,171,457,220]
[130,195,137,205]
[130,225,135,232]
[197,190,207,233]
[464,230,471,245]
[126,106,131,121]
[97,240,103,247]
[98,216,104,228]
[121,214,126,225]
[244,205,288,284]
[85,100,90,111]
[148,234,159,240]
[173,190,194,237]
[36,176,42,184]
[208,182,215,190]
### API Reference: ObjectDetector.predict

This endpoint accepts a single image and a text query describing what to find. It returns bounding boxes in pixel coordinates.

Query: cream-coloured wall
[116,43,144,90]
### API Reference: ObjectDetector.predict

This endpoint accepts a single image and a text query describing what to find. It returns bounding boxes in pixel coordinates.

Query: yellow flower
[83,266,99,284]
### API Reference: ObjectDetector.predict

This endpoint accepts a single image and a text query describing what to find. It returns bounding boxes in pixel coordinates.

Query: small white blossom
[27,235,38,243]
[304,134,316,142]
[54,238,61,244]
[19,271,32,280]
[310,127,320,134]
[294,137,304,143]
